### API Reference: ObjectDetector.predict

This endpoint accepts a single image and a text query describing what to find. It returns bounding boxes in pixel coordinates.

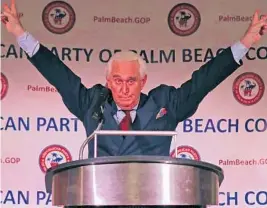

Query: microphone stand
[78,106,104,160]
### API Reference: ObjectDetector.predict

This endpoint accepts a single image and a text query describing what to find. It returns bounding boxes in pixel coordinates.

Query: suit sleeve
[27,44,95,121]
[166,47,243,122]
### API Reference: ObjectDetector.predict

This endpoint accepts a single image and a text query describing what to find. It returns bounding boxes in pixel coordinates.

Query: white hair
[106,51,147,78]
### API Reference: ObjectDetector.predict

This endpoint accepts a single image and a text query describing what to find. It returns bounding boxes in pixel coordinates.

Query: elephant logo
[42,1,76,34]
[168,3,201,36]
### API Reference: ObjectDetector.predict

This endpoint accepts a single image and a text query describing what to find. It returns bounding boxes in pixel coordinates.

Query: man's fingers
[260,15,267,21]
[259,27,267,36]
[255,17,267,27]
[10,0,17,14]
[252,10,259,24]
[1,10,14,22]
[11,0,16,7]
[3,3,11,13]
[259,24,267,35]
[1,15,7,20]
[1,13,9,24]
[259,15,267,25]
[1,19,7,24]
[2,11,12,18]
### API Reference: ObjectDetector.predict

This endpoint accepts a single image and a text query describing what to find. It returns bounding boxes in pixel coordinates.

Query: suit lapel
[136,93,159,130]
[102,101,124,148]
[103,101,119,130]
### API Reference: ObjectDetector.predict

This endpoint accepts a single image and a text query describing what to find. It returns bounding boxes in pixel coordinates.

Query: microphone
[79,86,111,159]
[91,87,111,123]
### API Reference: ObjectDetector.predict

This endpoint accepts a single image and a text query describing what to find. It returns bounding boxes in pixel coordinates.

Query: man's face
[106,60,147,110]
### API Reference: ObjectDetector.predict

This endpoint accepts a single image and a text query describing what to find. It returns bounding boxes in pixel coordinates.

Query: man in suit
[1,0,267,157]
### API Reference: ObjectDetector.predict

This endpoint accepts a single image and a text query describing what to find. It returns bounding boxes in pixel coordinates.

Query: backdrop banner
[1,0,266,207]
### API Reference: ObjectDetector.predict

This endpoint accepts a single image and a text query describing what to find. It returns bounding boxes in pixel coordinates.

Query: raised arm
[167,44,245,122]
[25,36,96,121]
[165,11,267,122]
[1,0,96,121]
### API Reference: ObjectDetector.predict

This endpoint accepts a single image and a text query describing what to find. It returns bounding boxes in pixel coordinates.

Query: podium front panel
[51,161,219,206]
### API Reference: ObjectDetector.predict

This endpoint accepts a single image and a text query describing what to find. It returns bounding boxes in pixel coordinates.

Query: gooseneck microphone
[78,87,111,159]
[91,87,111,122]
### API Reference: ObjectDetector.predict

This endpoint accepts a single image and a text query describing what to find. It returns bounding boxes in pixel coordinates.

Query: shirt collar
[116,102,139,111]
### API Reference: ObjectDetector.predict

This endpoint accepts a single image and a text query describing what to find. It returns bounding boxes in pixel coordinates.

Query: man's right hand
[1,0,25,37]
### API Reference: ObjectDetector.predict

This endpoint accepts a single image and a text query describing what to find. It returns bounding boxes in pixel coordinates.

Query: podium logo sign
[42,1,76,34]
[233,72,265,106]
[168,3,201,36]
[1,73,8,100]
[170,145,201,161]
[39,144,72,173]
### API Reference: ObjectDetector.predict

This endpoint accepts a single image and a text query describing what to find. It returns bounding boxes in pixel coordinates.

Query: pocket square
[156,108,167,119]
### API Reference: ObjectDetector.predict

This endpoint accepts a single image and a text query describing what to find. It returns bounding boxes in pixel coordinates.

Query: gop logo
[233,72,265,106]
[42,1,76,34]
[39,144,72,173]
[168,3,201,36]
[170,145,201,161]
[1,73,9,100]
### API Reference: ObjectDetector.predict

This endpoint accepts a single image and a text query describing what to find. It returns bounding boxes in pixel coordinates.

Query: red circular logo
[170,145,201,161]
[39,144,72,173]
[168,3,201,36]
[233,72,265,106]
[42,1,76,34]
[1,73,9,100]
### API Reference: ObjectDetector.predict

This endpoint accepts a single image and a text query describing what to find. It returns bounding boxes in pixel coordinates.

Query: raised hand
[240,11,267,48]
[1,0,25,37]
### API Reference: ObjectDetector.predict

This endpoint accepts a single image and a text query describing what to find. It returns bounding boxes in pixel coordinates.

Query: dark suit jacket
[28,45,242,158]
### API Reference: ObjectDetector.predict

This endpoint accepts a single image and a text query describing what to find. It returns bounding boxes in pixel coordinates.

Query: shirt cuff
[231,41,249,65]
[17,32,40,57]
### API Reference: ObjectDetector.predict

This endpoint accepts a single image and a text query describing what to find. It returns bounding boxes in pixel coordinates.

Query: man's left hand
[240,11,267,48]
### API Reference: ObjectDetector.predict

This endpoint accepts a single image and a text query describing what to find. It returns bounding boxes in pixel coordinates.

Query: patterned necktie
[119,110,132,130]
